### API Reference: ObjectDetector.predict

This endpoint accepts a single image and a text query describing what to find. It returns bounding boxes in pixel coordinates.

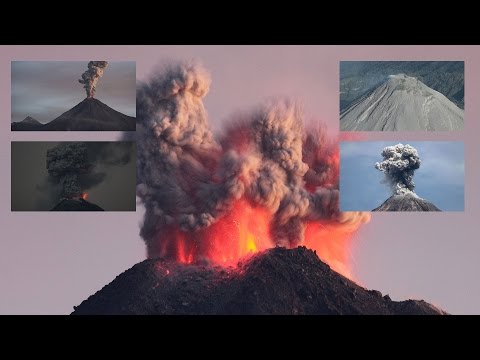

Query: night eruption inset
[47,143,92,200]
[44,142,135,211]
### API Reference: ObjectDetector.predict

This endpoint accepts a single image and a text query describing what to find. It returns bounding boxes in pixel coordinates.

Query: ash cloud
[78,61,109,98]
[47,143,92,199]
[46,142,134,201]
[136,61,369,258]
[375,143,421,195]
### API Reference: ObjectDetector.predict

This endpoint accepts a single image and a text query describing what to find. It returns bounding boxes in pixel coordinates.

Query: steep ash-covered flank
[41,98,136,131]
[372,193,441,212]
[340,61,464,110]
[72,247,446,315]
[340,75,464,131]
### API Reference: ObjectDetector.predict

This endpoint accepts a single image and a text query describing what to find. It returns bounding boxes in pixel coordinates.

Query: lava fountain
[135,61,370,279]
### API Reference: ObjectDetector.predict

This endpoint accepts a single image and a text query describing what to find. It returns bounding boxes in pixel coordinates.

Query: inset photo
[11,61,136,131]
[11,142,136,211]
[340,141,464,211]
[340,61,464,131]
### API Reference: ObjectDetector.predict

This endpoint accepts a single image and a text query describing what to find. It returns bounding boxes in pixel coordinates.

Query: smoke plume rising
[375,143,421,195]
[78,61,109,98]
[46,142,134,201]
[47,143,92,199]
[136,61,370,272]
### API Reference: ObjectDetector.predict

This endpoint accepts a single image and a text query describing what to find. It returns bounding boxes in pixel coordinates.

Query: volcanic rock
[372,193,441,212]
[50,198,104,211]
[340,74,464,131]
[72,247,446,315]
[41,98,136,131]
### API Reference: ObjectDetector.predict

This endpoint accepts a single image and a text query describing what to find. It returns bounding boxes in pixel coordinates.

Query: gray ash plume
[47,143,92,199]
[375,143,421,195]
[373,143,441,211]
[136,61,369,260]
[78,61,109,98]
[46,142,134,201]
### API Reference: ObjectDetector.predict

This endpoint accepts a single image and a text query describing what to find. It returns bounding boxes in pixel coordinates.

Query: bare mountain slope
[41,98,136,131]
[340,75,463,131]
[372,193,441,212]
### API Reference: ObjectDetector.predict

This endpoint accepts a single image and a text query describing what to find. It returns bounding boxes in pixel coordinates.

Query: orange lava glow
[81,193,88,200]
[158,199,359,280]
[169,200,272,266]
[304,222,355,280]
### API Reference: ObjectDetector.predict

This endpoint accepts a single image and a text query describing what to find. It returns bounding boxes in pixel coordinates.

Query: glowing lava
[81,193,88,200]
[304,222,355,280]
[154,199,359,280]
[162,200,272,266]
[137,62,371,282]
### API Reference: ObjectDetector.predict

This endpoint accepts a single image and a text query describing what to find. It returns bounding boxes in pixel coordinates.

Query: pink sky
[0,45,478,314]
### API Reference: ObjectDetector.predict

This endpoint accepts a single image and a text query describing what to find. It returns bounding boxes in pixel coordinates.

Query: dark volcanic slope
[11,116,43,131]
[372,193,441,212]
[42,98,136,131]
[72,247,445,315]
[51,199,104,211]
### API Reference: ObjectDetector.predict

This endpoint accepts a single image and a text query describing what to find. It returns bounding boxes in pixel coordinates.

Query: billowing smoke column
[46,142,134,200]
[47,143,92,199]
[136,61,370,271]
[78,61,109,98]
[375,143,421,195]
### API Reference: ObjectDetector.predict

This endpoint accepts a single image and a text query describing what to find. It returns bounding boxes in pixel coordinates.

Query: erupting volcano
[135,61,370,278]
[47,143,104,211]
[73,61,444,315]
[13,61,136,131]
[373,144,441,211]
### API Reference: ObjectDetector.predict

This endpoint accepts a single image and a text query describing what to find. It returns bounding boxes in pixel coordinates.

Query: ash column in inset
[78,61,109,99]
[373,143,441,211]
[375,143,420,196]
[46,143,92,200]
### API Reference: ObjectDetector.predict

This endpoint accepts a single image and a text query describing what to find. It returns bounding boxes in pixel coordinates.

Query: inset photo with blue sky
[340,141,464,212]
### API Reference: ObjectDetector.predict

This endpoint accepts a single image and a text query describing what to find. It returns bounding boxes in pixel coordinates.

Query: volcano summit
[72,247,445,315]
[41,98,136,131]
[340,74,464,131]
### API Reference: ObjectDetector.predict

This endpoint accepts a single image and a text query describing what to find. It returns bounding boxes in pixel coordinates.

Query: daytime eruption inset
[375,143,421,195]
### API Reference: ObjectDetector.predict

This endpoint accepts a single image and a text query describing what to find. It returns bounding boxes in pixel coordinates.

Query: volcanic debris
[72,247,446,315]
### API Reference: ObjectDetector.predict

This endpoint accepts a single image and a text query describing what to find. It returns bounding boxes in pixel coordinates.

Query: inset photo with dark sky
[340,141,464,212]
[12,142,136,211]
[11,61,136,131]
